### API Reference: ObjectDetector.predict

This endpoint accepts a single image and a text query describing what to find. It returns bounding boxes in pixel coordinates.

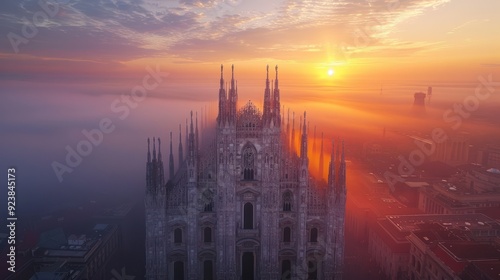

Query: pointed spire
[319,132,324,180]
[302,112,307,135]
[195,111,199,152]
[220,64,224,89]
[273,65,281,126]
[218,65,227,126]
[147,138,151,163]
[178,124,184,166]
[157,137,162,161]
[275,65,279,89]
[340,140,345,170]
[266,64,270,88]
[300,111,308,161]
[169,132,174,180]
[188,111,195,164]
[287,108,290,138]
[231,64,235,90]
[185,118,188,155]
[152,137,157,161]
[263,65,272,126]
[190,111,194,134]
[291,111,296,154]
[336,140,347,194]
[328,139,335,187]
[228,64,237,124]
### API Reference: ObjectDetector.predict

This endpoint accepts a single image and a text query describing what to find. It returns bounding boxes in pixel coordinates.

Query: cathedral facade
[145,65,346,280]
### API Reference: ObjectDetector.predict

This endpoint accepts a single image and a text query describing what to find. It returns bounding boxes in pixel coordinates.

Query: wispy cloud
[0,0,452,64]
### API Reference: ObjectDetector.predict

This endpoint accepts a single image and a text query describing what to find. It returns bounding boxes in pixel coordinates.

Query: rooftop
[388,213,499,232]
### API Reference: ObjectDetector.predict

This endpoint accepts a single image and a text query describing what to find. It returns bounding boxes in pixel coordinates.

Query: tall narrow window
[310,228,318,243]
[204,227,212,243]
[283,192,292,211]
[174,228,182,244]
[243,146,255,180]
[283,227,291,242]
[244,203,253,229]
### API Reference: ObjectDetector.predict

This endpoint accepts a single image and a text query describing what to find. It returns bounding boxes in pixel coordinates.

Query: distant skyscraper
[412,92,427,116]
[145,65,347,280]
[413,92,426,107]
[427,86,432,105]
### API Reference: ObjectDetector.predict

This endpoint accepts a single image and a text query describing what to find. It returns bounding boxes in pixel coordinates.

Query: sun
[327,68,335,76]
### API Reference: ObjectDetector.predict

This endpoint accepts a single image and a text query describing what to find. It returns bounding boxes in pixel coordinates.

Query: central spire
[300,111,308,161]
[263,64,272,127]
[273,65,281,126]
[169,132,174,180]
[231,64,235,89]
[217,65,227,126]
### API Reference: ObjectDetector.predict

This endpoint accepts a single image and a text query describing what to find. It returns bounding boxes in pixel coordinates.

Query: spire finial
[220,64,224,88]
[267,64,269,79]
[179,124,182,141]
[190,111,194,134]
[178,123,184,164]
[153,137,156,161]
[319,132,324,180]
[303,111,307,135]
[158,137,162,160]
[342,139,345,161]
[147,137,151,162]
[274,65,279,90]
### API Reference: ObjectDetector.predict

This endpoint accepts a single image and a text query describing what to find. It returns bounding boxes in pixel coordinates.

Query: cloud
[0,0,452,63]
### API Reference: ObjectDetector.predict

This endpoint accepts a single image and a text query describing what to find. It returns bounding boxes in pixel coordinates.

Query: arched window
[283,192,292,211]
[243,145,255,180]
[283,227,291,242]
[282,260,291,280]
[204,201,213,212]
[174,228,182,244]
[310,228,318,243]
[174,261,184,280]
[204,227,212,243]
[202,190,214,212]
[243,202,253,229]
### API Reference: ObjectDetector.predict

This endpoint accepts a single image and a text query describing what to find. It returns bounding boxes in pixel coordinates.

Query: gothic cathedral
[145,65,346,280]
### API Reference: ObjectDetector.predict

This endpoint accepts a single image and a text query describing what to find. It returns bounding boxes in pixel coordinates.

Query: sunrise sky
[1,0,499,214]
